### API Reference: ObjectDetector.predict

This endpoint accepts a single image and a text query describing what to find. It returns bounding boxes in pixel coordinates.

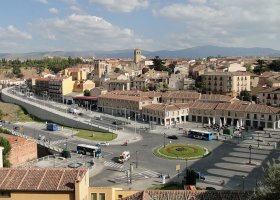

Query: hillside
[1,45,280,59]
[0,67,50,80]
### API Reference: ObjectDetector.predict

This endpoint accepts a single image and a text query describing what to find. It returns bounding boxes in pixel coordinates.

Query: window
[228,111,231,116]
[118,195,123,199]
[99,193,105,200]
[0,192,11,197]
[91,193,97,200]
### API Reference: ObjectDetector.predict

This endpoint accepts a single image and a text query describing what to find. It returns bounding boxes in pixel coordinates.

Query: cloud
[154,0,280,48]
[36,0,48,4]
[90,0,149,12]
[0,25,32,40]
[49,8,59,14]
[69,5,82,12]
[35,14,153,50]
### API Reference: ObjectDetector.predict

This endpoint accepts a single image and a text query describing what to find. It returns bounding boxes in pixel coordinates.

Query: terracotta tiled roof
[203,71,250,76]
[245,104,280,114]
[189,102,218,110]
[121,190,253,200]
[0,168,87,192]
[99,93,150,102]
[259,87,280,94]
[143,103,190,112]
[161,91,200,99]
[200,94,233,102]
[216,103,249,111]
[65,68,81,72]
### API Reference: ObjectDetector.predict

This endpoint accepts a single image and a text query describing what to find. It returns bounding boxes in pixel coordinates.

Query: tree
[239,90,252,101]
[84,89,90,96]
[244,63,253,72]
[252,163,280,200]
[195,76,206,93]
[184,168,197,186]
[151,56,167,71]
[167,63,176,75]
[253,59,268,75]
[0,136,11,167]
[268,60,280,72]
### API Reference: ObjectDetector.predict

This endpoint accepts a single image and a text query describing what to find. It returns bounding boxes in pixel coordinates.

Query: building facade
[201,72,251,97]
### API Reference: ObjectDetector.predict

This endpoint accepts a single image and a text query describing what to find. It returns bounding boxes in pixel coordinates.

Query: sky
[0,0,280,53]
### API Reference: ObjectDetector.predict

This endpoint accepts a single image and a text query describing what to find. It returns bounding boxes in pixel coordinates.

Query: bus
[76,144,102,157]
[46,123,58,131]
[187,129,213,141]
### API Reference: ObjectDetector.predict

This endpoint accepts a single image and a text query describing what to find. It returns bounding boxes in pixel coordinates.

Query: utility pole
[136,151,138,168]
[249,145,252,164]
[164,133,166,148]
[130,163,133,183]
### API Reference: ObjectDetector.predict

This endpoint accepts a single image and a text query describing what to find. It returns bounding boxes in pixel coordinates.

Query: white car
[97,142,110,146]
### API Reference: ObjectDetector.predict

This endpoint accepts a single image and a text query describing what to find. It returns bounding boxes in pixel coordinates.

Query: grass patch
[16,109,33,122]
[154,143,209,160]
[148,183,184,190]
[75,129,117,141]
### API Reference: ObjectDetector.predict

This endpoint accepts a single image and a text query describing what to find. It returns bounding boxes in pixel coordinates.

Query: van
[118,151,130,163]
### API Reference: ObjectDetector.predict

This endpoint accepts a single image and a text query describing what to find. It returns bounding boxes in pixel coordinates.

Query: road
[3,87,280,190]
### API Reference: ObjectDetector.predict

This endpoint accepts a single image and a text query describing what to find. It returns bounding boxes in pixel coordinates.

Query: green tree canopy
[0,136,11,167]
[151,56,167,71]
[239,90,252,101]
[253,59,269,75]
[253,163,280,200]
[84,89,90,96]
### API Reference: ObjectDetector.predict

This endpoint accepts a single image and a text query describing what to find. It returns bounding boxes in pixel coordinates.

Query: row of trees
[253,59,280,75]
[0,57,84,75]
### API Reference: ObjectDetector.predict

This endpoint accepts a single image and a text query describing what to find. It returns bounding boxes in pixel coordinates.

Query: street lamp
[242,175,245,192]
[135,151,138,168]
[258,131,260,147]
[248,145,252,164]
[163,133,166,148]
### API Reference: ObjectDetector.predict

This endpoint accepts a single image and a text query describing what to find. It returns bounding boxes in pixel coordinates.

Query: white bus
[76,144,102,157]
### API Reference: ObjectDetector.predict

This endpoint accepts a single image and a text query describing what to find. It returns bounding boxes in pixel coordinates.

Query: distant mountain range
[1,45,280,60]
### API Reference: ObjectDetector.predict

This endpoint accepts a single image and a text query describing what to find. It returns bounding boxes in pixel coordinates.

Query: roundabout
[154,143,210,160]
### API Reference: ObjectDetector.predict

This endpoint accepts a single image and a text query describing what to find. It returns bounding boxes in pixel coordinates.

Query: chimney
[0,146,4,168]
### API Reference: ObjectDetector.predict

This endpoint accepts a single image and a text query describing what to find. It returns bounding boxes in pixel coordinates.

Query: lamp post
[163,133,166,148]
[248,145,252,164]
[258,131,260,147]
[242,175,245,192]
[135,151,138,168]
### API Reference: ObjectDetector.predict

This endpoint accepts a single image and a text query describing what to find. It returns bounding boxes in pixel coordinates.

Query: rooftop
[121,190,253,200]
[0,168,87,192]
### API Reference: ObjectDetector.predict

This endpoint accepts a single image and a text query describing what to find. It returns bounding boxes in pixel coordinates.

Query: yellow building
[201,71,251,97]
[73,80,95,93]
[63,68,87,81]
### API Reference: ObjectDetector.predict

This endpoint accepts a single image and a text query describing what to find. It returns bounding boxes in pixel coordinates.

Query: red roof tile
[0,168,87,192]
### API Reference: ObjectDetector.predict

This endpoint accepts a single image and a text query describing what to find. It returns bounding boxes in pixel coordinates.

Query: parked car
[112,121,124,125]
[38,135,46,141]
[167,135,178,139]
[97,142,110,146]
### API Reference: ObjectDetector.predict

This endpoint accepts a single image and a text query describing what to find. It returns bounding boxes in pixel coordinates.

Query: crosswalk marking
[49,138,74,145]
[108,169,161,183]
[141,170,161,178]
[104,161,124,169]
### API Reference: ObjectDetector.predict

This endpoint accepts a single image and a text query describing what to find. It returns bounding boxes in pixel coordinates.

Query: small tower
[134,48,142,64]
[94,60,106,78]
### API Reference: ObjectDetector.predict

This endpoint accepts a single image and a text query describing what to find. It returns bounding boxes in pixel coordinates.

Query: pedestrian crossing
[104,161,124,169]
[50,138,74,145]
[109,170,161,184]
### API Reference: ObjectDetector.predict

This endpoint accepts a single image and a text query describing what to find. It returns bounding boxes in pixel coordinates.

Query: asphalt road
[3,88,280,190]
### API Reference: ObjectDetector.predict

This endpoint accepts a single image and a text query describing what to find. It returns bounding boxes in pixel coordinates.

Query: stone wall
[1,88,107,132]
